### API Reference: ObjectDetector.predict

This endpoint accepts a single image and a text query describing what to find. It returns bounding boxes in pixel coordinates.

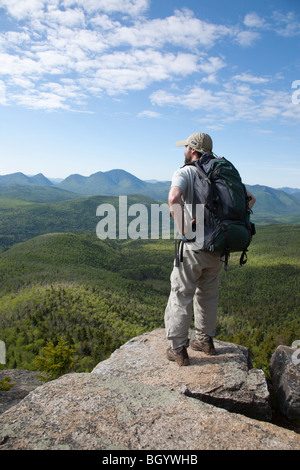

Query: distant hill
[0,226,299,373]
[0,170,170,200]
[246,184,300,223]
[0,194,161,252]
[56,169,170,199]
[0,184,82,203]
[278,187,300,195]
[1,170,300,223]
[0,172,53,186]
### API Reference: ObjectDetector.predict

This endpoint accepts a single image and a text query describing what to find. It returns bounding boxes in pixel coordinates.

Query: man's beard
[184,154,192,164]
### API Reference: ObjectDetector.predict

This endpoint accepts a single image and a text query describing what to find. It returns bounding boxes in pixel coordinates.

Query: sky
[0,0,300,188]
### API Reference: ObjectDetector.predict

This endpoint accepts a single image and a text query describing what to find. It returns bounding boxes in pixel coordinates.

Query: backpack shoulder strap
[184,161,211,184]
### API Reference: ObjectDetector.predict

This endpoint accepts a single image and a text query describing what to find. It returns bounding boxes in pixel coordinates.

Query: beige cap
[176,132,213,153]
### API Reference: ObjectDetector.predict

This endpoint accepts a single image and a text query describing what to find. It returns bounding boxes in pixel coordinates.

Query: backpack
[178,153,255,270]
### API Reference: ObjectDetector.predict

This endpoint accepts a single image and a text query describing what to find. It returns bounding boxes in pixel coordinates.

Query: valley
[0,226,299,376]
[0,173,299,377]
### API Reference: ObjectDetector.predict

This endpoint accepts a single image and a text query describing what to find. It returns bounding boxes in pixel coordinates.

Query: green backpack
[184,154,255,269]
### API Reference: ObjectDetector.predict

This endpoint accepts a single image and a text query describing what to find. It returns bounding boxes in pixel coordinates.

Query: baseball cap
[176,132,213,153]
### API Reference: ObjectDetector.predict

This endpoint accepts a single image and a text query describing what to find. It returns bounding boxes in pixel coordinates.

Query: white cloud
[243,10,300,37]
[150,87,224,111]
[46,6,85,26]
[0,1,298,119]
[76,49,201,96]
[102,9,233,50]
[138,110,161,118]
[150,82,300,125]
[0,30,31,51]
[197,56,225,75]
[63,0,150,16]
[244,13,267,29]
[0,0,45,20]
[233,73,270,84]
[1,5,229,109]
[198,56,226,83]
[13,89,69,110]
[0,0,150,19]
[255,129,273,134]
[0,80,6,105]
[272,11,300,37]
[234,30,261,46]
[0,52,42,76]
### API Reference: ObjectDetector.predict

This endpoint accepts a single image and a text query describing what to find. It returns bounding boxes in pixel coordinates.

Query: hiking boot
[190,335,216,355]
[166,346,190,366]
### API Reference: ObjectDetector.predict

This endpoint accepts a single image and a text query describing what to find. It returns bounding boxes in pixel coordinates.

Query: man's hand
[246,190,256,209]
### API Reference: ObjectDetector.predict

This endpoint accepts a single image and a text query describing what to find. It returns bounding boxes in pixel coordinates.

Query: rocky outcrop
[1,329,300,451]
[270,344,300,420]
[0,369,43,415]
[92,329,272,421]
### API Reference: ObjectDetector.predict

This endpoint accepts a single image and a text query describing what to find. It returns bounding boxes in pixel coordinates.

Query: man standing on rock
[164,132,255,366]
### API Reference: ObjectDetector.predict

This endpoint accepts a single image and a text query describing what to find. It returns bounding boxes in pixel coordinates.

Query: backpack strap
[184,161,211,184]
[175,238,185,267]
[219,224,230,271]
[240,249,248,266]
[193,165,211,184]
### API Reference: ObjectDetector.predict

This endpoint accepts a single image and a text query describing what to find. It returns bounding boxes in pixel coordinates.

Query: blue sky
[0,0,300,188]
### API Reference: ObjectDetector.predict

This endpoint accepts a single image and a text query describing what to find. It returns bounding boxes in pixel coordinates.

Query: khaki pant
[164,244,223,350]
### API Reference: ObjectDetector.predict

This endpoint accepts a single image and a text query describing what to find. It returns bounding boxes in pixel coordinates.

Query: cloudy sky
[0,0,299,188]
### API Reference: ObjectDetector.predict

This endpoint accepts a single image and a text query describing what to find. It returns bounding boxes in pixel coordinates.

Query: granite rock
[270,344,300,419]
[1,330,300,450]
[93,329,272,421]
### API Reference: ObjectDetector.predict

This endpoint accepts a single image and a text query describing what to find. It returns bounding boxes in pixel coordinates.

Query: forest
[0,222,299,377]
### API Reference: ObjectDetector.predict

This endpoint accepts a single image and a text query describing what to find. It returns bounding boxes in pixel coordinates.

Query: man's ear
[191,148,199,160]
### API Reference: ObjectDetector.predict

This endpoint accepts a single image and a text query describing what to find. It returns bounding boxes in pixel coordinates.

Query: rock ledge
[0,329,300,450]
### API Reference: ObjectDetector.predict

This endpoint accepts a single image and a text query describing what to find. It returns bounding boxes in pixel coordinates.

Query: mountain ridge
[1,168,300,194]
[1,170,300,223]
[56,169,169,198]
[0,172,53,187]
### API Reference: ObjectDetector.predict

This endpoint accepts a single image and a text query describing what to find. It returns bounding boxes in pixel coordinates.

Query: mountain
[246,184,300,222]
[279,187,300,195]
[0,172,53,186]
[0,184,82,203]
[29,173,53,186]
[57,169,170,199]
[1,169,300,223]
[0,169,170,199]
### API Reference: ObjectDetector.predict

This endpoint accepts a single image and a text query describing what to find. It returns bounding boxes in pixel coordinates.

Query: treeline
[0,225,299,375]
[0,193,171,252]
[0,234,171,372]
[217,224,300,374]
[0,284,151,372]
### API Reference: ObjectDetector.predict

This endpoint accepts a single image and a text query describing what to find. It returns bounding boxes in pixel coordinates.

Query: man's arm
[168,186,185,235]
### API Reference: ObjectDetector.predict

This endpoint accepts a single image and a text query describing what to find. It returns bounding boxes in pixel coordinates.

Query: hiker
[164,132,256,366]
